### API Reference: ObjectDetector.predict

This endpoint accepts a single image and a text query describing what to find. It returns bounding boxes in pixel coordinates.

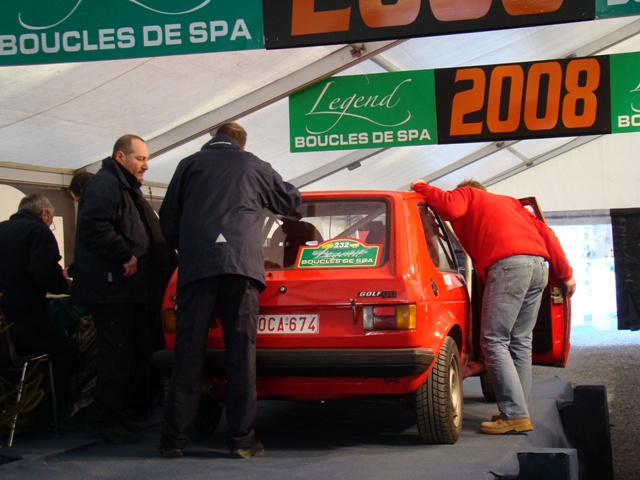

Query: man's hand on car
[411,179,427,190]
[564,277,577,298]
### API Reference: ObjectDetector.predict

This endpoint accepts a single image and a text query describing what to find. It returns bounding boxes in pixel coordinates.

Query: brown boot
[479,417,533,434]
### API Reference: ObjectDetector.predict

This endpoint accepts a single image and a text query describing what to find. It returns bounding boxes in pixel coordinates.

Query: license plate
[258,314,319,334]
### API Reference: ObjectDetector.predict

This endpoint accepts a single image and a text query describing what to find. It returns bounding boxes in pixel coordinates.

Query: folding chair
[0,314,58,447]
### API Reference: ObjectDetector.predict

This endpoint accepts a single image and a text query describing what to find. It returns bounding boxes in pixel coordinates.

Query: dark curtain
[611,208,640,331]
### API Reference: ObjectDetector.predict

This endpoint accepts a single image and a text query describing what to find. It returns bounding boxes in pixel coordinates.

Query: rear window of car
[263,199,389,270]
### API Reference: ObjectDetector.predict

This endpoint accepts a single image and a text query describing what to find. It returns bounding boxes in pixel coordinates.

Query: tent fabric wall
[489,132,640,212]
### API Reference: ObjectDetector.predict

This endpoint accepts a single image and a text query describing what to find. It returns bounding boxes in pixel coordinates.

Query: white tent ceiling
[0,16,638,195]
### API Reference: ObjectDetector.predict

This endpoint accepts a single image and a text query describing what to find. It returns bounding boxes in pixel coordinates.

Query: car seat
[365,221,386,245]
[271,220,323,268]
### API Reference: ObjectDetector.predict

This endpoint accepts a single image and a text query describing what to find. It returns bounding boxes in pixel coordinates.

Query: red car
[154,190,570,444]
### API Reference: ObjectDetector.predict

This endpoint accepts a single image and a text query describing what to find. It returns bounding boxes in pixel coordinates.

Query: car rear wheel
[415,336,463,444]
[480,370,496,402]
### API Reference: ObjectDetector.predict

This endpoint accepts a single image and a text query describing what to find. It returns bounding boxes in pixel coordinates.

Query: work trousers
[162,274,259,450]
[89,303,152,427]
[480,255,548,420]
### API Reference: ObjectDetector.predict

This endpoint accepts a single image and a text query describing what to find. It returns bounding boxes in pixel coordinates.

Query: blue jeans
[480,255,548,420]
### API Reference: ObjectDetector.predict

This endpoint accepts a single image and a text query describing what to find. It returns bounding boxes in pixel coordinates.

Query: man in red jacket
[411,178,576,434]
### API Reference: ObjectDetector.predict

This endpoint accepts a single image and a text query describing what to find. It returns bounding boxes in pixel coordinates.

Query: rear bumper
[152,347,435,378]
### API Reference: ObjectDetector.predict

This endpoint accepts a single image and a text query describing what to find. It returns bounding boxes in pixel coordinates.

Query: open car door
[520,197,572,367]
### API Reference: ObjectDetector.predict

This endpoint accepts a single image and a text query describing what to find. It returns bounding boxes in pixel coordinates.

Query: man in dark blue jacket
[72,134,174,444]
[0,194,80,427]
[159,122,301,459]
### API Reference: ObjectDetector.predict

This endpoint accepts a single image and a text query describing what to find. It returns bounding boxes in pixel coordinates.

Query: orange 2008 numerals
[487,65,524,134]
[563,58,600,129]
[431,0,562,21]
[524,61,563,131]
[449,58,601,136]
[291,0,565,36]
[449,68,485,136]
[291,0,420,35]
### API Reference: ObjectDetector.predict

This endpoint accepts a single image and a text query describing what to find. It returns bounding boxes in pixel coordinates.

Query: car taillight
[162,308,177,333]
[363,305,416,330]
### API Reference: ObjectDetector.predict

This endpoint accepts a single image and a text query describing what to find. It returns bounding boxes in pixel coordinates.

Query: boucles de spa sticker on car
[296,239,380,268]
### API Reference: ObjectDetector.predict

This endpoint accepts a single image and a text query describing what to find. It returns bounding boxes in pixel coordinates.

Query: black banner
[263,0,594,49]
[435,55,611,143]
[611,208,640,331]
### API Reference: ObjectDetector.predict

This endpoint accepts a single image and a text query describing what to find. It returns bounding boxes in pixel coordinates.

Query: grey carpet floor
[533,326,640,480]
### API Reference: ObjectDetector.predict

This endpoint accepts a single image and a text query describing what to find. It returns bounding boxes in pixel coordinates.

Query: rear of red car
[155,190,570,444]
[157,190,471,443]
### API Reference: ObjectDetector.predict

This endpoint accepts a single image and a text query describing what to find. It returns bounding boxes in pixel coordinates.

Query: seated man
[0,194,80,428]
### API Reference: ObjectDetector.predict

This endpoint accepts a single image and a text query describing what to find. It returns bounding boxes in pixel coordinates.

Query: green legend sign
[610,52,640,133]
[0,1,263,66]
[289,70,438,152]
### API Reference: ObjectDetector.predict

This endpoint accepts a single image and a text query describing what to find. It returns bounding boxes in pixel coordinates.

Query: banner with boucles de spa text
[596,0,640,18]
[610,52,640,133]
[0,0,264,66]
[290,51,640,150]
[289,70,438,152]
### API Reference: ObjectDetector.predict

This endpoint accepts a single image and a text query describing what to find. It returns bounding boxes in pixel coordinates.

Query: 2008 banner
[435,56,612,143]
[290,51,640,152]
[263,0,594,49]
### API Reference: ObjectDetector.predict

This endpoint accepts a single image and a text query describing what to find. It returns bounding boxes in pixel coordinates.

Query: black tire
[415,336,463,444]
[192,393,223,439]
[480,370,496,403]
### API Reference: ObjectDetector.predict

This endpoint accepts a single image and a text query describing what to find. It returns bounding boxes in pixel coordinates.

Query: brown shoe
[229,440,265,459]
[159,446,184,458]
[479,417,533,434]
[490,412,502,422]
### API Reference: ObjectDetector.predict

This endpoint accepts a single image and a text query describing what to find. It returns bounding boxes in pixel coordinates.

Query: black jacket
[159,134,301,290]
[71,157,153,304]
[0,210,68,318]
